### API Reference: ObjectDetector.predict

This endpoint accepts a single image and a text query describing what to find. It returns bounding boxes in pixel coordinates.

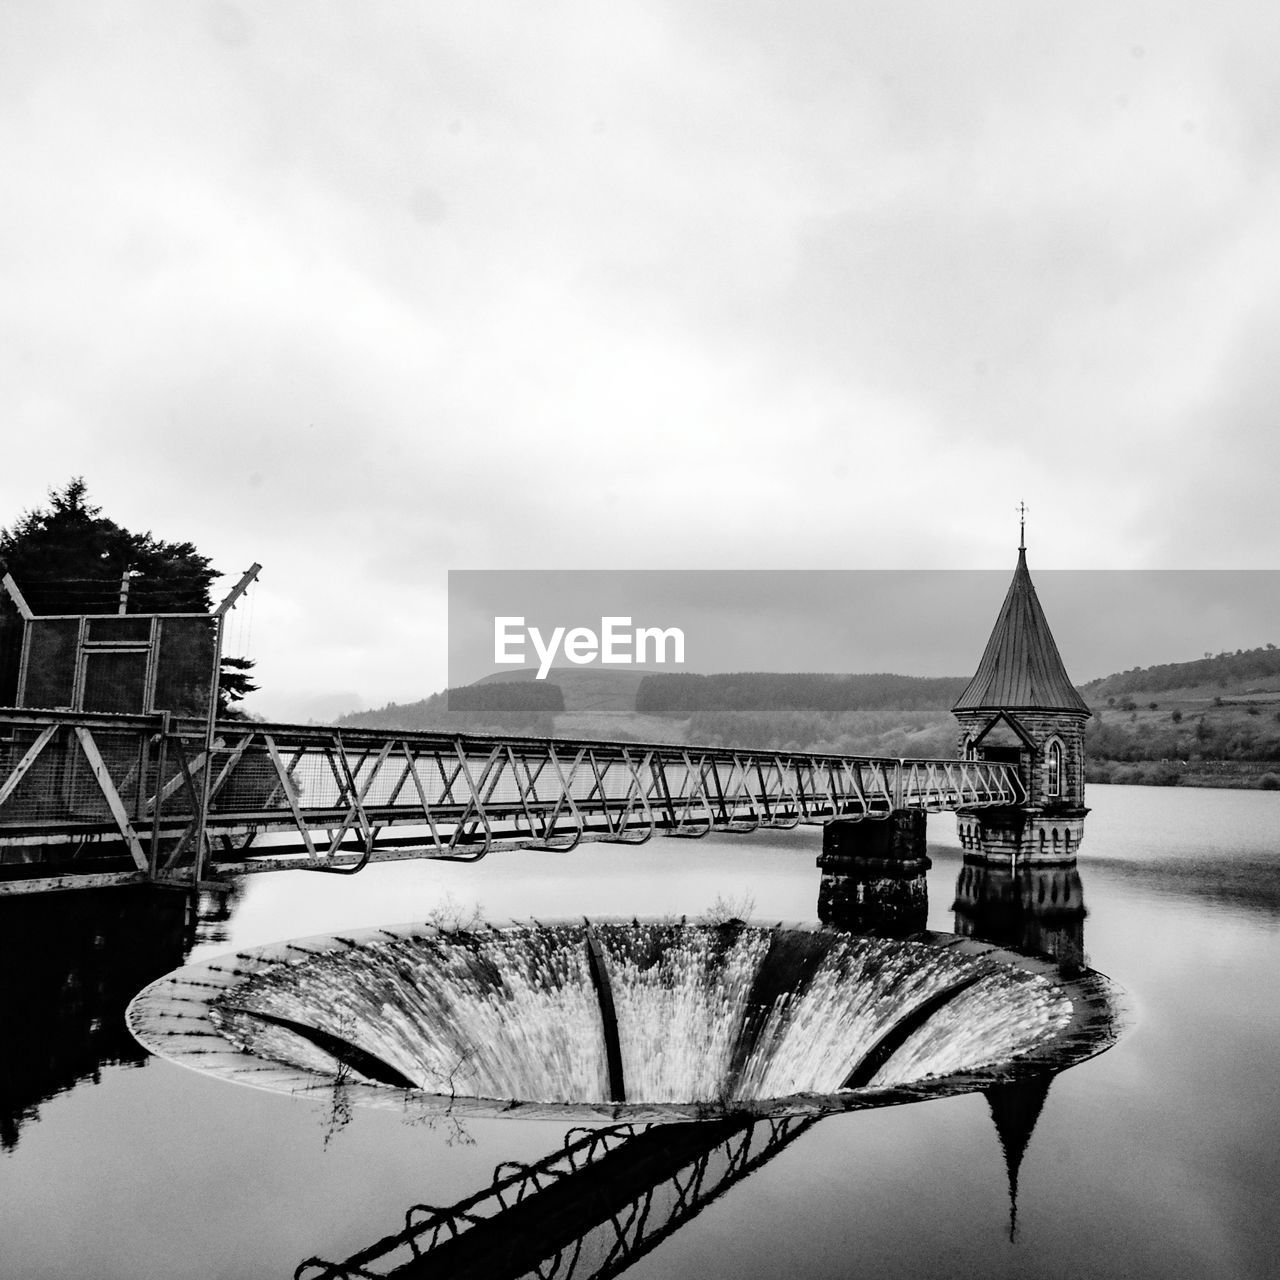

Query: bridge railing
[0,709,1024,885]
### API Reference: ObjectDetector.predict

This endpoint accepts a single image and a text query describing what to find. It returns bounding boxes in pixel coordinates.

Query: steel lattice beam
[0,709,1025,889]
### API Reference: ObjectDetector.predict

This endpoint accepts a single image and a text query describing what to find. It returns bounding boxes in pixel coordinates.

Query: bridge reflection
[296,1115,817,1280]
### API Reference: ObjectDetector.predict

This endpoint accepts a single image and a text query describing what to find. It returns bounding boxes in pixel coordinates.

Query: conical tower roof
[953,549,1089,714]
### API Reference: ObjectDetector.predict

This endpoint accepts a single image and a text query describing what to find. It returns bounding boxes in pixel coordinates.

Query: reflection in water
[816,812,931,937]
[127,910,1119,1278]
[953,857,1088,975]
[296,1115,818,1280]
[0,885,206,1150]
[1087,848,1280,916]
[953,852,1092,1239]
[278,911,1110,1278]
[7,839,1115,1276]
[986,1071,1055,1243]
[819,833,1093,1246]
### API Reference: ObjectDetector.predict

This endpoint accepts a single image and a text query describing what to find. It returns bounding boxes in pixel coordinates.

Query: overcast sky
[3,2,1278,718]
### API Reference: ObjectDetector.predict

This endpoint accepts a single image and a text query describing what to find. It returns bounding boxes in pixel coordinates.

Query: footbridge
[0,709,1023,894]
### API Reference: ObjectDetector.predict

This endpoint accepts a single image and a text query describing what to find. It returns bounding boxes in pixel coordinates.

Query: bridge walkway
[0,710,1024,894]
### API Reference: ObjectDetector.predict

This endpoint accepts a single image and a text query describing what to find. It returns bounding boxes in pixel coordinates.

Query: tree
[0,479,257,714]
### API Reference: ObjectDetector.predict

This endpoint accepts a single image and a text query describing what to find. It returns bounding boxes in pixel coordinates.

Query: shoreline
[1087,760,1280,790]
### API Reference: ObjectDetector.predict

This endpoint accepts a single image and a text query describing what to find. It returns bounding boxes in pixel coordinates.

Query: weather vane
[1016,501,1028,552]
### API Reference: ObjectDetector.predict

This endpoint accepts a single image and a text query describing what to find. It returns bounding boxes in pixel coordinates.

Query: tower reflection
[953,850,1091,1239]
[952,855,1088,975]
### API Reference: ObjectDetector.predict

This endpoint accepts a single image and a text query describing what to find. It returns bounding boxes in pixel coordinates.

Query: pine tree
[0,479,257,713]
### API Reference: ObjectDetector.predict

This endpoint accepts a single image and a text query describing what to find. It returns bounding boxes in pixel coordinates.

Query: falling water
[147,921,1083,1110]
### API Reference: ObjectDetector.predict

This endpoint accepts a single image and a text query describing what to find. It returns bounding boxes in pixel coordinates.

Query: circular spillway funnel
[126,920,1124,1122]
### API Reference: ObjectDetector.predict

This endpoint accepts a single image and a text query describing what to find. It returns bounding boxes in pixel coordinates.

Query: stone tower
[952,541,1090,862]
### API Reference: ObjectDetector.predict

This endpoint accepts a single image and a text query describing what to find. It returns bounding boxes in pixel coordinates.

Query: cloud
[2,1,1277,707]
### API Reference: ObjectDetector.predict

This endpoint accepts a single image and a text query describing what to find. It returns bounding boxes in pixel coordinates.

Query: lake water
[2,783,1278,1279]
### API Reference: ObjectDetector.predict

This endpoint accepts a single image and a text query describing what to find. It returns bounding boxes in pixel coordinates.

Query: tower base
[956,806,1087,864]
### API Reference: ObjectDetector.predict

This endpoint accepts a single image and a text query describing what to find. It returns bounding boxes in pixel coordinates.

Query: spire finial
[1016,502,1028,553]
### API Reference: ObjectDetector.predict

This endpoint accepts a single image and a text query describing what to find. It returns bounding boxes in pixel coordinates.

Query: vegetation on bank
[1087,759,1280,789]
[1080,643,1280,788]
[1086,704,1280,764]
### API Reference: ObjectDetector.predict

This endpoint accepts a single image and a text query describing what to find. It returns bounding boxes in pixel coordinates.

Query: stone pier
[816,810,930,936]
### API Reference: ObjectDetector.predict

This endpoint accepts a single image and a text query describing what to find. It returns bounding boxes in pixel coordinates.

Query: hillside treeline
[1084,644,1280,697]
[445,682,565,715]
[686,707,958,759]
[1086,713,1280,764]
[337,681,563,736]
[637,672,968,717]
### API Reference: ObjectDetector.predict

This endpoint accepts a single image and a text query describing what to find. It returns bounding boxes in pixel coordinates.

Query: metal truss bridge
[0,709,1023,893]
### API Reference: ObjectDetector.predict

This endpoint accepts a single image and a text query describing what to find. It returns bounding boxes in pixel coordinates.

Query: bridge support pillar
[816,809,930,937]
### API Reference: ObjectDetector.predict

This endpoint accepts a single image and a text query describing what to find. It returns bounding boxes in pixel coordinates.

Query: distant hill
[471,667,686,742]
[632,671,970,757]
[332,644,1280,787]
[1082,644,1280,788]
[636,672,968,716]
[1082,644,1280,700]
[474,667,655,713]
[334,667,970,749]
[336,681,563,736]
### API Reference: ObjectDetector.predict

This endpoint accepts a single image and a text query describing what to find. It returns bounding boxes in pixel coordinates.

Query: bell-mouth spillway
[126,920,1123,1122]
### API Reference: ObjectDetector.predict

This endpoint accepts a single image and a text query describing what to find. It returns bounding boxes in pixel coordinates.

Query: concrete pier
[816,809,930,935]
[953,854,1087,974]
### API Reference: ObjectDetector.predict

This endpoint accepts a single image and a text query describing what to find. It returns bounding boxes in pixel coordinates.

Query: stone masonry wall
[954,709,1090,810]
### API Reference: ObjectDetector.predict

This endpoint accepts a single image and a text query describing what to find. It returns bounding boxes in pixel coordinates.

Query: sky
[3,2,1279,719]
[448,570,1280,687]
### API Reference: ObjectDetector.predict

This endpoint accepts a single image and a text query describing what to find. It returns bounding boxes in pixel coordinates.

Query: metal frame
[15,611,210,715]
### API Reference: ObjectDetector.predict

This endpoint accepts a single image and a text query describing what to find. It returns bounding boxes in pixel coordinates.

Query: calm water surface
[1,784,1278,1279]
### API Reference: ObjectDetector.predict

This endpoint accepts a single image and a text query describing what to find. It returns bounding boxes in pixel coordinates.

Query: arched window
[1046,740,1063,798]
